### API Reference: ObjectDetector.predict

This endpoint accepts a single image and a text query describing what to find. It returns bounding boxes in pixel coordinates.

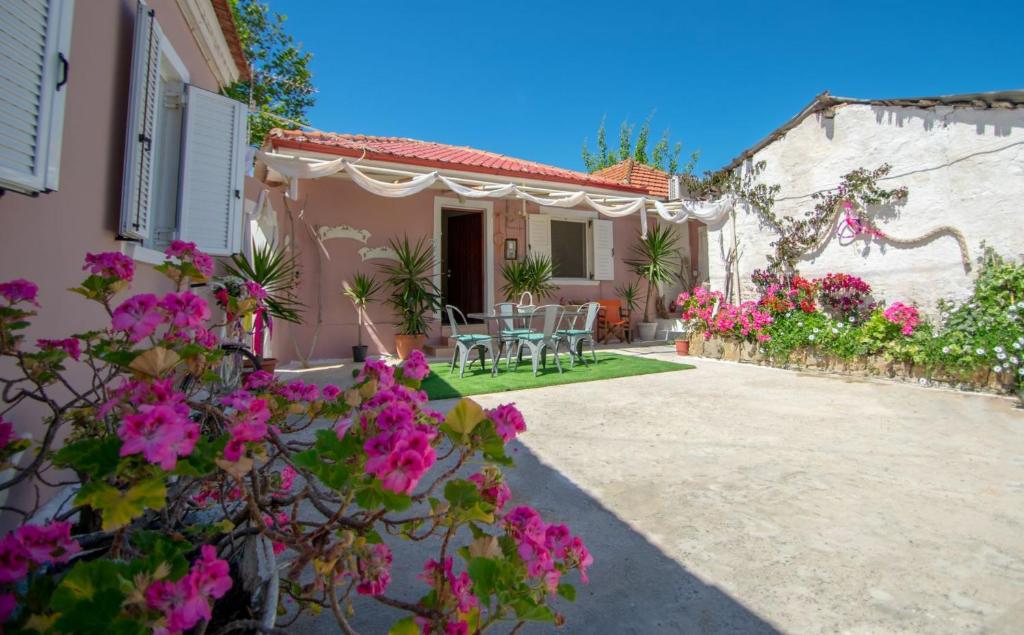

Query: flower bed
[680,249,1024,399]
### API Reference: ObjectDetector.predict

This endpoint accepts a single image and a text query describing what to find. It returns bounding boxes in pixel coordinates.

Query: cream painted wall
[706,103,1024,312]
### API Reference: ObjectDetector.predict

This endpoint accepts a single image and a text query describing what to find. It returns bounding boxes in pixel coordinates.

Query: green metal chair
[496,302,532,368]
[445,305,497,378]
[513,304,564,377]
[557,301,600,368]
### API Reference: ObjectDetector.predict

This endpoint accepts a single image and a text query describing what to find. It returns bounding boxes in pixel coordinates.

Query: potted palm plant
[225,242,304,372]
[625,226,679,341]
[500,254,557,301]
[342,272,382,362]
[379,236,441,360]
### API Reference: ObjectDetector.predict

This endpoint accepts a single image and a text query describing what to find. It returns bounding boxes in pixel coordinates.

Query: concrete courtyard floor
[290,346,1024,634]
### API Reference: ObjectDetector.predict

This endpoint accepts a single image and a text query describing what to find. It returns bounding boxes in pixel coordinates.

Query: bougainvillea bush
[0,245,590,634]
[815,273,873,319]
[677,288,773,342]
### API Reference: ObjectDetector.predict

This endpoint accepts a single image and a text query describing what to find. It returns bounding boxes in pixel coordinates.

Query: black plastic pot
[352,345,368,362]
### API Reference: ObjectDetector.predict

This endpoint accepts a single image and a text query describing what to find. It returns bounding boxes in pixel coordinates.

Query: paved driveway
[297,347,1024,634]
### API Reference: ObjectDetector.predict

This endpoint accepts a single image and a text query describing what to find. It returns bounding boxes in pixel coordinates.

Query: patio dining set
[444,294,632,378]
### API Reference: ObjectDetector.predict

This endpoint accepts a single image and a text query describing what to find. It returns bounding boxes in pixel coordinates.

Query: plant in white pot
[342,271,382,362]
[625,225,679,341]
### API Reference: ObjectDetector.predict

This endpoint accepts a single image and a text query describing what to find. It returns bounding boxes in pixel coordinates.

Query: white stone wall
[706,103,1024,313]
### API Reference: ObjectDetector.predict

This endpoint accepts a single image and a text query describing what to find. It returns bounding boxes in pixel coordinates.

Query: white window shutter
[0,0,74,194]
[527,214,551,260]
[177,84,247,256]
[119,1,161,240]
[592,218,614,280]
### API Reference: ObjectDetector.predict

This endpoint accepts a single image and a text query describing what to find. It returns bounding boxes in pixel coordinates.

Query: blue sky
[273,0,1023,174]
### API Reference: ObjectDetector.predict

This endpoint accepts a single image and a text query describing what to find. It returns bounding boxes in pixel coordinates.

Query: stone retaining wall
[689,335,1019,397]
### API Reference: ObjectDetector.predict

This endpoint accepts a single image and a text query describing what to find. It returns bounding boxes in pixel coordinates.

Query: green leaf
[173,434,226,476]
[129,531,193,580]
[355,481,411,512]
[388,617,420,635]
[53,437,121,479]
[444,479,481,509]
[76,478,166,530]
[478,421,514,466]
[50,560,129,611]
[557,583,577,602]
[513,600,556,622]
[442,398,486,438]
[467,557,498,599]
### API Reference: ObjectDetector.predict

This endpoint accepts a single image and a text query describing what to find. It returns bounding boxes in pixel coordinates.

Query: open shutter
[592,218,614,280]
[0,0,74,194]
[177,85,247,255]
[527,214,551,260]
[119,1,161,240]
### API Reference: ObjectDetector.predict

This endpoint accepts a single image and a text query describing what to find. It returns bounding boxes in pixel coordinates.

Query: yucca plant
[378,236,441,336]
[624,226,679,323]
[615,279,642,315]
[501,255,557,301]
[226,241,304,324]
[342,272,383,347]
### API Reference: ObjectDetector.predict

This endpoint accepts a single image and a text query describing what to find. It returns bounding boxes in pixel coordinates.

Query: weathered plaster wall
[706,104,1024,311]
[262,177,657,363]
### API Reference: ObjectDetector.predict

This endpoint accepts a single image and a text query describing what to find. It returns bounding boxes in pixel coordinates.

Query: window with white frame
[527,209,615,282]
[119,0,248,257]
[0,0,74,195]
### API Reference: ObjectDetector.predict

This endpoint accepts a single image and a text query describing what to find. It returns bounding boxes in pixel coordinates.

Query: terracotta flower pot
[394,334,426,360]
[259,357,278,373]
[674,339,690,356]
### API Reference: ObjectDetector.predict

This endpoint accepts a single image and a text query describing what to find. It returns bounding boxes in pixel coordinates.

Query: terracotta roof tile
[210,0,250,81]
[267,130,650,193]
[591,159,670,197]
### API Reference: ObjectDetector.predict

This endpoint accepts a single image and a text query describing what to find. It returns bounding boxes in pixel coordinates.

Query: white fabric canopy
[256,151,734,236]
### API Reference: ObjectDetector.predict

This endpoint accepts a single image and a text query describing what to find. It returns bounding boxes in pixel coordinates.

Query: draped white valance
[256,151,735,236]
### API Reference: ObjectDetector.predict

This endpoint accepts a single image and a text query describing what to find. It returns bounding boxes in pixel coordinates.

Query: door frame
[433,197,494,321]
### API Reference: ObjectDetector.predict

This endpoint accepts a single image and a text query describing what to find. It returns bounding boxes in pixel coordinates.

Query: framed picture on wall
[504,238,518,260]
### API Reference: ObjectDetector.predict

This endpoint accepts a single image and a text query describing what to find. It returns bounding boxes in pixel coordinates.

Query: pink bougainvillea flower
[36,337,81,361]
[357,359,395,388]
[164,240,214,278]
[400,350,430,381]
[321,383,340,400]
[375,401,415,432]
[279,379,319,402]
[468,472,511,512]
[243,370,275,391]
[419,557,478,613]
[118,404,198,470]
[273,465,298,497]
[0,279,39,306]
[111,293,167,342]
[244,280,267,301]
[0,417,14,449]
[191,544,233,599]
[83,251,135,281]
[566,536,594,583]
[379,448,428,495]
[504,506,546,544]
[486,403,526,442]
[159,291,211,334]
[883,302,920,336]
[356,543,392,596]
[544,523,572,559]
[0,533,30,584]
[14,521,80,565]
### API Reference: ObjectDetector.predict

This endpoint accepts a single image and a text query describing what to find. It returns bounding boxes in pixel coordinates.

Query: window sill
[551,278,599,286]
[122,242,166,266]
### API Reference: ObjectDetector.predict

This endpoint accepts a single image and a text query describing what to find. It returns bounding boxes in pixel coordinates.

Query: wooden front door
[444,211,484,319]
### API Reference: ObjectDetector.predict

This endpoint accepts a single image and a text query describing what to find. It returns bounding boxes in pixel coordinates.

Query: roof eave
[269,137,653,195]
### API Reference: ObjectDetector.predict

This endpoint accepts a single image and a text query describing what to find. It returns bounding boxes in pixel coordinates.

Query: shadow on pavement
[295,440,779,634]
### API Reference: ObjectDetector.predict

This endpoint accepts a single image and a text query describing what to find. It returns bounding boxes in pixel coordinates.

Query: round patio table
[466,306,588,369]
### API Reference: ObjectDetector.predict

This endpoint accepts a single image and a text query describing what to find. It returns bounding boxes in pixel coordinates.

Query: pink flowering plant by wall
[677,288,773,343]
[0,244,590,634]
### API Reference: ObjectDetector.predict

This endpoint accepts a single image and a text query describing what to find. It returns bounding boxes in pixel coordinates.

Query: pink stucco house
[0,0,250,522]
[254,131,707,364]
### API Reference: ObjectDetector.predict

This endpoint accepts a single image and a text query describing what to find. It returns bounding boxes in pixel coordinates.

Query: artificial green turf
[420,351,694,399]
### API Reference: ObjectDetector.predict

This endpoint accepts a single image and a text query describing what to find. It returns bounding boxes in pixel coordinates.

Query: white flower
[1018,301,1024,309]
[941,311,950,319]
[848,316,856,322]
[993,365,1002,373]
[976,348,986,355]
[808,334,816,341]
[995,345,1004,353]
[997,352,1007,360]
[813,328,820,333]
[831,328,839,334]
[1011,356,1020,365]
[942,346,950,354]
[1014,342,1022,350]
[1019,367,1024,376]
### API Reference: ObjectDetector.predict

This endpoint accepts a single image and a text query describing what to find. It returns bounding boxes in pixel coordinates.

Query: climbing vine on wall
[751,164,909,274]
